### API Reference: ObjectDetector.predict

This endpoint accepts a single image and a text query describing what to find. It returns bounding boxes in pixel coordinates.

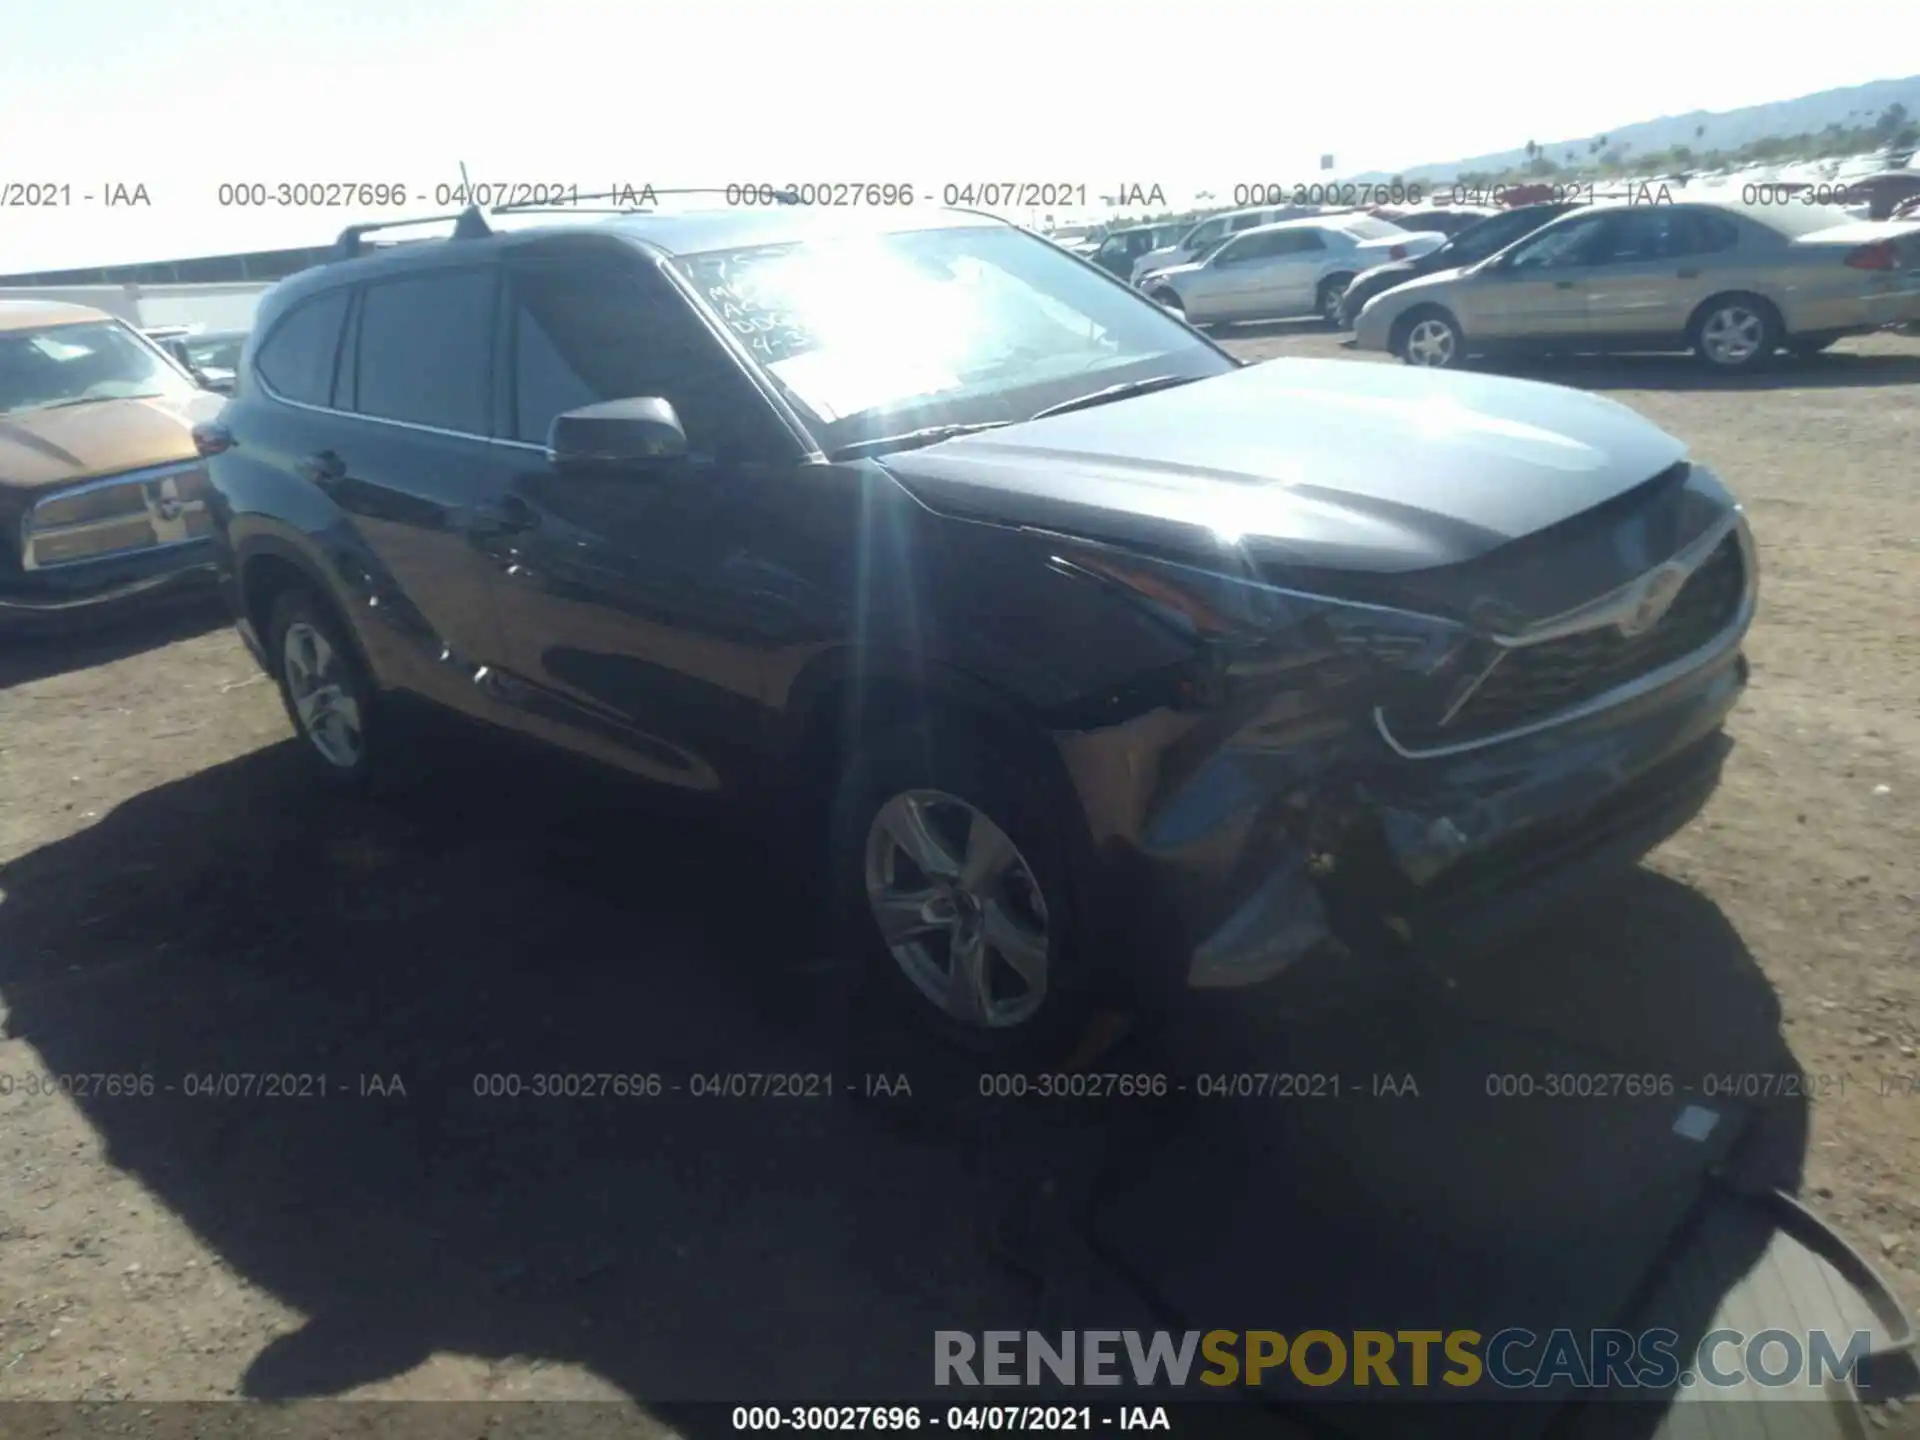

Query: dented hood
[878,359,1688,573]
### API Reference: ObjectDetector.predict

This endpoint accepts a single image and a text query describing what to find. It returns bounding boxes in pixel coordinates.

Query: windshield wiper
[827,421,1015,462]
[1026,374,1200,422]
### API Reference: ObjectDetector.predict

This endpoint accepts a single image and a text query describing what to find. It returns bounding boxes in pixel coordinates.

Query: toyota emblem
[1620,564,1687,637]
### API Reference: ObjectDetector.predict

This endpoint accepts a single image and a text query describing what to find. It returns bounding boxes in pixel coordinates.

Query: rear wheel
[1318,274,1355,327]
[1690,294,1780,372]
[829,717,1091,1060]
[1395,308,1464,368]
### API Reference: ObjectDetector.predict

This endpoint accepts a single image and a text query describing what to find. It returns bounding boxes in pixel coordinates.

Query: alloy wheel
[863,789,1051,1029]
[1321,282,1349,324]
[1404,317,1458,367]
[1700,305,1765,367]
[281,620,365,770]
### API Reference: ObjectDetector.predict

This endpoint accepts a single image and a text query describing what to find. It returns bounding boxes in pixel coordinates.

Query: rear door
[1580,207,1737,343]
[315,263,516,706]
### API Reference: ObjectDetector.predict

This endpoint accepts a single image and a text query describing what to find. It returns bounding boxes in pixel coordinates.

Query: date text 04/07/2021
[728,1405,1175,1432]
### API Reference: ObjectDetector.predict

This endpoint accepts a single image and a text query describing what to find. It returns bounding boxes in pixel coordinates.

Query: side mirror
[195,367,235,395]
[548,397,688,471]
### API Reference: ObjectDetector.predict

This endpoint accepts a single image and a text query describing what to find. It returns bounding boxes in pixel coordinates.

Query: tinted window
[1679,210,1742,253]
[1184,220,1227,248]
[1594,209,1704,263]
[255,289,349,405]
[1218,232,1285,263]
[509,256,770,458]
[353,268,495,433]
[1228,213,1267,232]
[1450,207,1558,262]
[1507,214,1610,270]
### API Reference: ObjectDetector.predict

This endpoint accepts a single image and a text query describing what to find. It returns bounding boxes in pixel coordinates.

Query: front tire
[828,718,1090,1060]
[1690,294,1780,372]
[268,589,384,789]
[1318,274,1355,328]
[1395,307,1465,368]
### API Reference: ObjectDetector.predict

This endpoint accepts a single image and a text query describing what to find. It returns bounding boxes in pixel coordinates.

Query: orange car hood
[0,392,225,492]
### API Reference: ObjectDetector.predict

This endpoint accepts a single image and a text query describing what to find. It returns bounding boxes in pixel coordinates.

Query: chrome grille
[1381,530,1749,754]
[21,462,212,571]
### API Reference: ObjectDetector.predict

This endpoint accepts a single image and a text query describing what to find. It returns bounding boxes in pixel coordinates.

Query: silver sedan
[1352,198,1920,372]
[1136,216,1446,326]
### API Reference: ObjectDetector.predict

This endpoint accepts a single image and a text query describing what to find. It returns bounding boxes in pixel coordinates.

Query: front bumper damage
[1048,508,1755,997]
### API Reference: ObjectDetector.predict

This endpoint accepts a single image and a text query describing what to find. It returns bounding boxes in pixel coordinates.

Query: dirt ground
[1,330,1917,1427]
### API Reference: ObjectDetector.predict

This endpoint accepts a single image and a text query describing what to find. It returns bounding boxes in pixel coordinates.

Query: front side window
[508,254,775,457]
[1506,214,1610,271]
[673,223,1231,453]
[0,319,201,417]
[352,268,495,434]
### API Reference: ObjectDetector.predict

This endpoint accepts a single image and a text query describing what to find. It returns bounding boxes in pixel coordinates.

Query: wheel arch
[237,535,376,680]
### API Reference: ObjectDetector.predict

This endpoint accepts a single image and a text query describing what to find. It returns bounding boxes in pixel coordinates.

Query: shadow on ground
[0,730,1811,1432]
[0,597,228,691]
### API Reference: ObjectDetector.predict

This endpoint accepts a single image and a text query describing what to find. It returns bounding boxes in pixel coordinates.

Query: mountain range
[1352,74,1920,181]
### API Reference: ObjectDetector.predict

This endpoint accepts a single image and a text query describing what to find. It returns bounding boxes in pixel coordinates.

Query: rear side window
[352,267,496,434]
[254,289,349,405]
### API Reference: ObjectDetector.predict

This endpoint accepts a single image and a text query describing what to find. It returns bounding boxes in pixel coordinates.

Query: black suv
[201,205,1756,1055]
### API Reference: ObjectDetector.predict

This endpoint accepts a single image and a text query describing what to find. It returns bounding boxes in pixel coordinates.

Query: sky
[0,0,1914,272]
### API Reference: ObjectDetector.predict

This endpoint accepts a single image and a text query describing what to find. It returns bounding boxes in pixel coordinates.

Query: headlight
[1051,544,1479,714]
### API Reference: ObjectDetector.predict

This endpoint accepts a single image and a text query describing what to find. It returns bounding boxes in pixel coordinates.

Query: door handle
[300,450,346,486]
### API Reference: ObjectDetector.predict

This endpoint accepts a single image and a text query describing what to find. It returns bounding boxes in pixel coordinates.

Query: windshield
[187,335,245,372]
[0,320,200,417]
[673,224,1231,453]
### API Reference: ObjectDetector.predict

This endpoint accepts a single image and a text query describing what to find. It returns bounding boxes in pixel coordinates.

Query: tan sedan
[1351,199,1920,372]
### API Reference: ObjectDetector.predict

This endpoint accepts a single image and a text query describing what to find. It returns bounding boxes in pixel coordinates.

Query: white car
[1128,205,1322,285]
[1137,216,1448,326]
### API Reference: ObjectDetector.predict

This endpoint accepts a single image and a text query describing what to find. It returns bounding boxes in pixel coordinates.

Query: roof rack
[487,186,803,218]
[332,205,493,259]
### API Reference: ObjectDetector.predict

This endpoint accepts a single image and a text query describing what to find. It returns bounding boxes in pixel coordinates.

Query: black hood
[877,359,1689,575]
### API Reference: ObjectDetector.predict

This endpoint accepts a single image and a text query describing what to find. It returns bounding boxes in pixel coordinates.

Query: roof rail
[332,205,492,260]
[487,186,802,218]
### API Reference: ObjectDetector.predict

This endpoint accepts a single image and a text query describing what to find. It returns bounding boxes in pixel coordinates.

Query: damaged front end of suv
[1031,463,1756,997]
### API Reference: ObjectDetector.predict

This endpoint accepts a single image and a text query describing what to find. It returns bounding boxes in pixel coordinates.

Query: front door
[1462,211,1611,340]
[483,247,808,794]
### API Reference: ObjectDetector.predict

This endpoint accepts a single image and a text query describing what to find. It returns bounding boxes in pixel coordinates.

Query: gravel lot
[1,330,1917,1419]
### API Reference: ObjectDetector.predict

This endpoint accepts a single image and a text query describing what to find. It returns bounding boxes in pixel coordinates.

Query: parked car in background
[1129,205,1320,283]
[0,300,222,628]
[1369,205,1499,238]
[1353,199,1920,371]
[1139,215,1448,326]
[201,204,1755,1058]
[1337,202,1582,328]
[1086,223,1188,280]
